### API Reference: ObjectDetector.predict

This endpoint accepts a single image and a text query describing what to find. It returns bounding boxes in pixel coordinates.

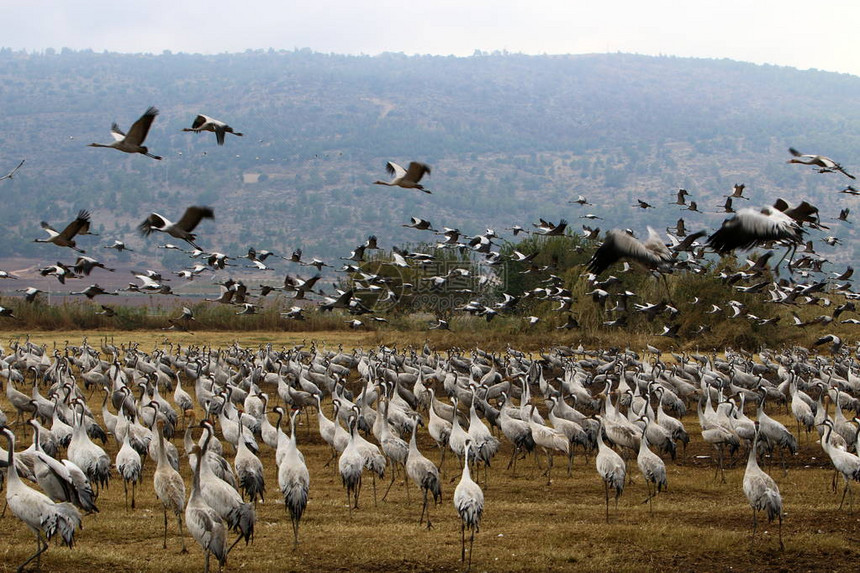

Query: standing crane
[453,440,484,572]
[377,398,409,501]
[526,404,570,485]
[185,445,227,573]
[153,419,187,552]
[595,415,626,522]
[427,388,452,471]
[498,392,534,474]
[744,422,784,550]
[405,422,441,529]
[278,409,310,548]
[2,426,82,572]
[339,414,364,514]
[29,419,98,514]
[234,422,265,505]
[197,420,256,551]
[88,106,162,160]
[116,429,142,510]
[756,390,798,475]
[636,419,667,514]
[67,399,111,493]
[819,419,860,509]
[467,394,499,484]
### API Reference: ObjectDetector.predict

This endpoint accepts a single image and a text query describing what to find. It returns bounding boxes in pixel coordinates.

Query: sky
[5,0,860,77]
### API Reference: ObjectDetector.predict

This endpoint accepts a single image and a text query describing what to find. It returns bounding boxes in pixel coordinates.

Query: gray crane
[454,440,484,572]
[374,161,432,193]
[406,423,441,529]
[185,444,227,573]
[88,106,162,159]
[595,415,626,522]
[744,423,784,549]
[153,419,187,552]
[636,420,667,514]
[278,409,309,548]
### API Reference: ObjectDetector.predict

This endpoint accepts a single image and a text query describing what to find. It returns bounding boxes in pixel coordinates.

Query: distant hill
[0,48,858,283]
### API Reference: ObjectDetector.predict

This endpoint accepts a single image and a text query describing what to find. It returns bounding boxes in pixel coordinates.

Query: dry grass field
[1,331,860,572]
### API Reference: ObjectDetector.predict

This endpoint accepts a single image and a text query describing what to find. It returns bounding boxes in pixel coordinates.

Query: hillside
[0,49,858,285]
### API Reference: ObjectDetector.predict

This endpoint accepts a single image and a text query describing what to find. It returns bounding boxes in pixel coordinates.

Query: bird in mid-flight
[89,107,162,160]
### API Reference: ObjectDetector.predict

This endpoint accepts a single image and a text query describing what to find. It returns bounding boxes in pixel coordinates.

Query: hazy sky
[5,1,859,76]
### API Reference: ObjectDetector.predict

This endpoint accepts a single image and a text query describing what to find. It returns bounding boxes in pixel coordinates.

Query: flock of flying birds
[0,105,858,342]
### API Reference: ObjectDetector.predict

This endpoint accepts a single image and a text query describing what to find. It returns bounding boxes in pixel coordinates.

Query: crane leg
[438,447,447,477]
[123,479,129,511]
[227,532,245,555]
[419,488,428,526]
[132,480,136,510]
[371,473,378,507]
[381,469,397,502]
[604,481,610,523]
[291,515,299,550]
[17,531,48,573]
[750,508,758,545]
[460,522,466,562]
[778,512,784,551]
[839,478,851,510]
[178,513,188,554]
[163,508,169,549]
[354,480,361,510]
[204,549,211,573]
[466,528,476,573]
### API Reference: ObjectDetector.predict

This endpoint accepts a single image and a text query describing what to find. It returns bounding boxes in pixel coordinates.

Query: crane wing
[138,212,168,236]
[109,123,126,141]
[40,221,59,236]
[587,230,670,275]
[191,114,209,130]
[176,206,214,232]
[60,210,91,240]
[385,161,406,179]
[125,106,159,146]
[405,161,430,183]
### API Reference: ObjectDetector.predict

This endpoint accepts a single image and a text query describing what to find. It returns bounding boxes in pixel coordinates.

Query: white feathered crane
[2,426,82,571]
